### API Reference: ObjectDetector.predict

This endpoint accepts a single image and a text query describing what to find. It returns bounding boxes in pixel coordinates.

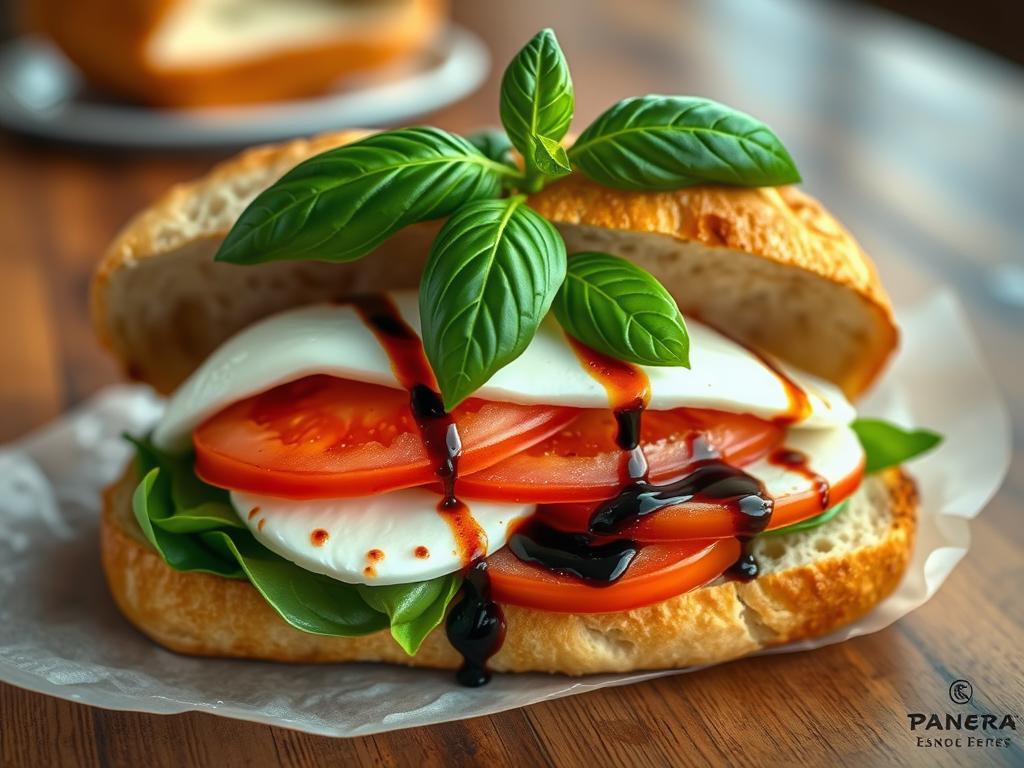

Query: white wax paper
[0,290,1009,737]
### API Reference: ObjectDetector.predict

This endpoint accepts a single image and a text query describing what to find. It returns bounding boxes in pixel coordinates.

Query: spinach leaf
[851,419,943,474]
[553,251,689,367]
[203,530,388,636]
[569,95,800,190]
[357,575,461,654]
[419,196,567,409]
[215,128,512,265]
[131,468,245,578]
[761,500,849,537]
[126,436,462,653]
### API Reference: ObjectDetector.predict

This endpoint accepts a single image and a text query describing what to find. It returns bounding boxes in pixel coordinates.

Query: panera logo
[906,678,1018,750]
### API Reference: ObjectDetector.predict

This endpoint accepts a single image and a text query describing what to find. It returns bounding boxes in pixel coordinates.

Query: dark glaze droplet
[727,545,760,581]
[367,548,384,562]
[589,461,773,539]
[247,507,260,521]
[446,560,505,687]
[414,546,430,559]
[310,529,329,547]
[508,520,638,585]
[769,448,830,510]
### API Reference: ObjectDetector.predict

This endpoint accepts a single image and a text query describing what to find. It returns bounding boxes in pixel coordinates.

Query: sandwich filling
[133,290,869,684]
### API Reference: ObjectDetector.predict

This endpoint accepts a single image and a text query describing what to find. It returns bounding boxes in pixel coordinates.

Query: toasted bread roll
[102,465,915,674]
[92,130,897,396]
[31,0,446,107]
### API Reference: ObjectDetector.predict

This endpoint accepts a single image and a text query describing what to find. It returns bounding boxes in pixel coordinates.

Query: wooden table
[1,0,1021,765]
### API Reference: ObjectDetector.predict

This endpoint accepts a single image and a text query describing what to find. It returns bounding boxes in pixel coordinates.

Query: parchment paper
[0,289,1010,737]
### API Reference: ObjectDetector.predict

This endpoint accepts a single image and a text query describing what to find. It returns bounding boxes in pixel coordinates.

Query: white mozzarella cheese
[154,291,855,452]
[748,422,864,501]
[231,424,863,587]
[233,488,533,586]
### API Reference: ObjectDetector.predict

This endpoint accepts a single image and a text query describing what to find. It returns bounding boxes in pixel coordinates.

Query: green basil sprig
[212,29,808,406]
[215,128,515,265]
[499,28,574,190]
[553,251,689,367]
[851,419,942,473]
[569,95,800,190]
[420,197,566,409]
[129,436,458,653]
[465,128,516,169]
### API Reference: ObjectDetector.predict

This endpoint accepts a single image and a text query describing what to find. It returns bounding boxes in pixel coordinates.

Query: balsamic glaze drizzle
[350,295,501,685]
[509,521,638,585]
[445,560,505,687]
[588,462,773,538]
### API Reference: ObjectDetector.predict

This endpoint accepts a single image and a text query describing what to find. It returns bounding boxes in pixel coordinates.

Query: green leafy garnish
[212,29,808,404]
[568,95,800,190]
[215,128,514,265]
[128,436,459,654]
[553,251,689,367]
[499,28,574,190]
[357,576,461,654]
[419,196,566,409]
[761,500,849,537]
[851,418,943,474]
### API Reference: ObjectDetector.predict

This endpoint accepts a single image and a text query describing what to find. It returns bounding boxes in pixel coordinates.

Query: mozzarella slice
[234,488,533,586]
[748,423,864,502]
[230,424,863,586]
[154,291,855,451]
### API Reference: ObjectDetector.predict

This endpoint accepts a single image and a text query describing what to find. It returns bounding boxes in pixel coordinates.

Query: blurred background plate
[0,24,488,148]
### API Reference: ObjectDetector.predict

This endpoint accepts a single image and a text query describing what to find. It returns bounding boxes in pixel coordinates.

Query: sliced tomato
[194,375,576,498]
[487,538,740,613]
[537,458,865,541]
[458,408,784,503]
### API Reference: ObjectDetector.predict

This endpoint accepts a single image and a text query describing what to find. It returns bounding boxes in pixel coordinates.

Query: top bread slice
[92,129,898,397]
[30,0,446,107]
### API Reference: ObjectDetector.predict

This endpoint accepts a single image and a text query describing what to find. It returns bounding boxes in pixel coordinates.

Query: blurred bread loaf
[29,0,447,107]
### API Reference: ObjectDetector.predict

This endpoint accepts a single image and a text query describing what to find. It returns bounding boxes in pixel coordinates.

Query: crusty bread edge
[101,465,916,675]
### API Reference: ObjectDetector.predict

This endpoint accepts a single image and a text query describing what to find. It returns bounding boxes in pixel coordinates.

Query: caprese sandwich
[92,31,939,685]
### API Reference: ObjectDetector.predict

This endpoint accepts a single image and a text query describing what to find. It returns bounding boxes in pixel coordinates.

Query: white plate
[0,26,489,148]
[0,289,1009,737]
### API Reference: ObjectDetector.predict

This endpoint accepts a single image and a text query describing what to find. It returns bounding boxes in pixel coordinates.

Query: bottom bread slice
[102,464,917,675]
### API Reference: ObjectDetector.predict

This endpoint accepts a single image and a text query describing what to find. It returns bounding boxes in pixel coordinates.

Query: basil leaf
[851,419,942,474]
[215,127,511,265]
[533,135,571,179]
[762,500,849,537]
[357,574,461,654]
[553,251,689,367]
[569,95,800,190]
[131,468,244,578]
[465,128,516,169]
[203,530,388,636]
[420,196,567,409]
[500,28,574,186]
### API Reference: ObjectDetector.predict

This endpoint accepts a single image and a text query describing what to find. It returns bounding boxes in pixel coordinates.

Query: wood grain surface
[1,0,1022,765]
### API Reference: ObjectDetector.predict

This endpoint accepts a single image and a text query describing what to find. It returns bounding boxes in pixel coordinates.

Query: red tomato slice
[487,538,740,613]
[536,458,865,541]
[458,408,784,503]
[194,376,576,498]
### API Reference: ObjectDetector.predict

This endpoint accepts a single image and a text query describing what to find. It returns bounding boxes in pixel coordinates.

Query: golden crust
[91,129,898,397]
[32,0,446,107]
[528,176,898,396]
[102,465,916,675]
